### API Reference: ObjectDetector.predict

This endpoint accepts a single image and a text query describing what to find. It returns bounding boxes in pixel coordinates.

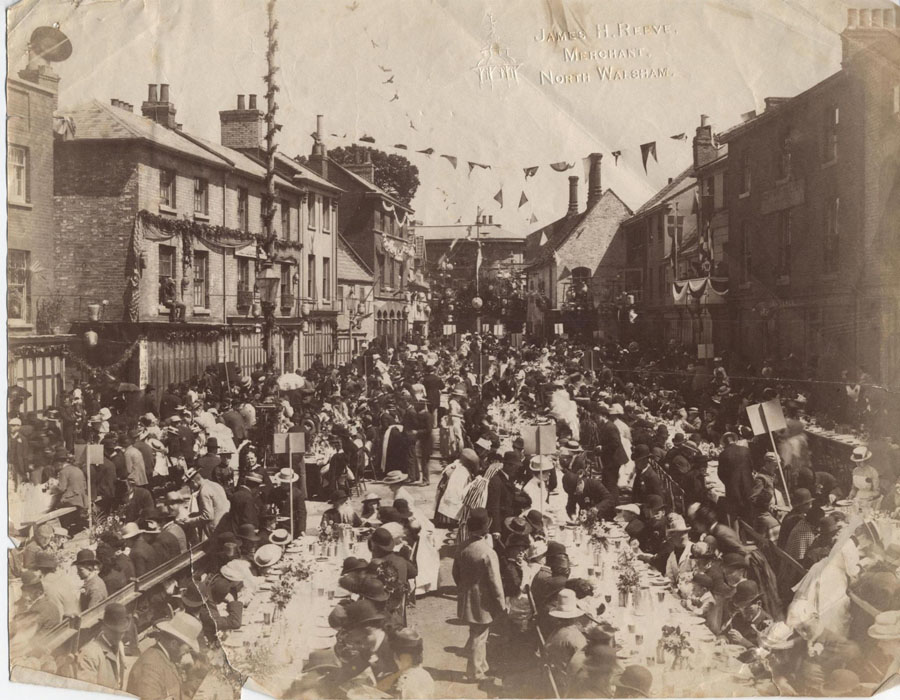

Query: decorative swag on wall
[671,276,729,303]
[380,235,416,262]
[124,211,306,322]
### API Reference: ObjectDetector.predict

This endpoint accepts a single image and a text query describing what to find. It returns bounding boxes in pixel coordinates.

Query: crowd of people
[8,333,900,699]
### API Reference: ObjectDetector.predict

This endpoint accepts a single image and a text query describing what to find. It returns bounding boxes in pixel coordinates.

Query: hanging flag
[417,148,435,155]
[476,242,483,276]
[670,133,687,141]
[611,151,621,165]
[524,166,539,179]
[441,155,458,169]
[529,213,539,224]
[394,144,407,150]
[550,161,575,172]
[640,141,657,173]
[494,189,503,207]
[468,162,476,177]
[518,192,528,208]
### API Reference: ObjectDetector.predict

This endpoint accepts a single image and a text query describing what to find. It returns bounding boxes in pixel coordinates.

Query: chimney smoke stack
[159,84,170,102]
[587,153,603,207]
[148,84,158,102]
[248,94,257,110]
[237,94,245,110]
[567,176,579,216]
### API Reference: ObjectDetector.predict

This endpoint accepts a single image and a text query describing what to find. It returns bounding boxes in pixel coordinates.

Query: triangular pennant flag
[670,133,687,141]
[360,134,375,143]
[468,162,476,176]
[518,192,528,208]
[524,166,539,179]
[529,213,539,224]
[394,144,408,150]
[417,148,435,155]
[441,155,458,169]
[550,161,575,172]
[494,189,503,207]
[640,142,657,173]
[611,151,621,165]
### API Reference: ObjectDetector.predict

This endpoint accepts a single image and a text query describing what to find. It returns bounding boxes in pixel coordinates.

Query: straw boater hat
[155,611,203,654]
[548,589,584,619]
[274,467,299,484]
[615,504,641,517]
[361,491,381,503]
[253,543,283,568]
[761,621,797,650]
[120,522,143,539]
[850,445,873,463]
[383,470,408,485]
[665,513,691,536]
[269,528,291,546]
[529,455,554,472]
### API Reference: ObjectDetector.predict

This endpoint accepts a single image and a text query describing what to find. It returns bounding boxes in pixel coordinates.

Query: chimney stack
[842,7,896,66]
[488,215,493,225]
[587,153,603,207]
[309,114,329,179]
[220,93,263,151]
[692,115,717,170]
[567,176,579,216]
[141,82,177,128]
[344,144,375,183]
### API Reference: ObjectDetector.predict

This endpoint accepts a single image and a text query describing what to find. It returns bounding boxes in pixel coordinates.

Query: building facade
[7,64,73,412]
[718,10,900,383]
[311,143,417,348]
[337,234,375,358]
[524,154,633,340]
[53,85,342,387]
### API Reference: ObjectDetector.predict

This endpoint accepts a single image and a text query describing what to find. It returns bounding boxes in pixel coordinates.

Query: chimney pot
[871,9,883,27]
[567,176,579,216]
[848,9,858,28]
[700,114,709,127]
[668,177,673,184]
[160,84,170,102]
[859,9,871,27]
[248,94,257,110]
[886,8,896,28]
[111,98,119,108]
[488,215,493,225]
[237,94,245,110]
[148,84,158,102]
[317,114,324,135]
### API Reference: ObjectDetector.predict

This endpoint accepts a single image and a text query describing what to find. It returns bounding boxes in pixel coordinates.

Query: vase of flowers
[617,565,640,607]
[660,625,694,669]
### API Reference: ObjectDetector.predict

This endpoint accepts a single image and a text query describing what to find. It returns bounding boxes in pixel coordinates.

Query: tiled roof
[275,153,342,192]
[630,166,696,219]
[337,235,373,282]
[183,132,297,190]
[61,99,225,166]
[327,158,413,212]
[524,189,631,267]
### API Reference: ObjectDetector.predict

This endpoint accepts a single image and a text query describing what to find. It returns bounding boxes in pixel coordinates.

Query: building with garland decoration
[53,85,343,388]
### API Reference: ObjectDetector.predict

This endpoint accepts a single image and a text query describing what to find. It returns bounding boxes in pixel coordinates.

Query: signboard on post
[442,324,456,336]
[746,399,791,506]
[75,444,104,539]
[510,332,523,349]
[521,422,557,455]
[697,343,715,360]
[273,432,306,455]
[553,323,564,336]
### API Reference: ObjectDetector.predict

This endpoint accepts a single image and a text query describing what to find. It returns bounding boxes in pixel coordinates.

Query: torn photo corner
[5,0,900,698]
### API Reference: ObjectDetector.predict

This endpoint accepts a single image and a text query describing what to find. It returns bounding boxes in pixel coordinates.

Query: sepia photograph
[4,0,900,698]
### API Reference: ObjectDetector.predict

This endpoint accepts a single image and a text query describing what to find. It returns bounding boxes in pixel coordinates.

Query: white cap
[615,504,641,516]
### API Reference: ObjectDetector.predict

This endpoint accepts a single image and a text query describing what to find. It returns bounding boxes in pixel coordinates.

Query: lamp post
[256,266,280,372]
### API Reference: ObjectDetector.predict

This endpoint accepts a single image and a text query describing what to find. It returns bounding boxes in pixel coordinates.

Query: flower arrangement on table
[487,399,523,436]
[660,624,695,669]
[578,509,613,550]
[616,564,641,597]
[318,520,335,544]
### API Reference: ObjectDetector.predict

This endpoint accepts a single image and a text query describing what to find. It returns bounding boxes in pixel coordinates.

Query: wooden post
[288,448,294,541]
[759,405,792,508]
[86,455,92,541]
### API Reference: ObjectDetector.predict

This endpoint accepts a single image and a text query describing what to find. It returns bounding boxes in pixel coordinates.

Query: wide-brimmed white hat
[274,468,299,484]
[851,445,872,462]
[609,403,625,416]
[253,543,283,568]
[868,610,900,640]
[548,589,584,619]
[615,504,641,516]
[761,621,797,650]
[383,470,408,485]
[666,513,691,535]
[155,611,203,654]
[120,522,143,539]
[269,529,291,546]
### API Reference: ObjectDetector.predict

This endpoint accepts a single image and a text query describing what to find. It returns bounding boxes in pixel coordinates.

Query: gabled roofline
[327,158,413,212]
[337,234,374,277]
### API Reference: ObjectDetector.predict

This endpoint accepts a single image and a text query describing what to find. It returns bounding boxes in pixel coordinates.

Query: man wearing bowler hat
[75,548,108,611]
[452,507,505,687]
[74,602,130,689]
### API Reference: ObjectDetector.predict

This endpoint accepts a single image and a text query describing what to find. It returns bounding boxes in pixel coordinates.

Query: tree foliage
[328,145,420,207]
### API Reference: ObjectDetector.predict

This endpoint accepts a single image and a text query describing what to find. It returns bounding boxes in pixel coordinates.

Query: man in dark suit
[486,453,519,536]
[195,437,222,480]
[422,364,444,424]
[596,406,628,491]
[631,444,663,503]
[221,402,246,441]
[452,508,505,685]
[718,433,755,522]
[562,471,616,520]
[228,472,263,530]
[133,432,156,482]
[127,612,202,700]
[121,479,155,523]
[8,417,30,488]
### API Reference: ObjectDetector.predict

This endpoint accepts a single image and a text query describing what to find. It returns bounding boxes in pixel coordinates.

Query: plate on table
[835,499,854,507]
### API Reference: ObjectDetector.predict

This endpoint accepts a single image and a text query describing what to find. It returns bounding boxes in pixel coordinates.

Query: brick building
[523,153,632,340]
[7,64,73,412]
[307,143,417,348]
[418,218,526,335]
[621,117,731,352]
[717,8,900,383]
[53,85,342,387]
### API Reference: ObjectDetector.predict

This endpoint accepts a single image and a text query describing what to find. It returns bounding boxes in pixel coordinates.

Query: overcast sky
[7,0,894,232]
